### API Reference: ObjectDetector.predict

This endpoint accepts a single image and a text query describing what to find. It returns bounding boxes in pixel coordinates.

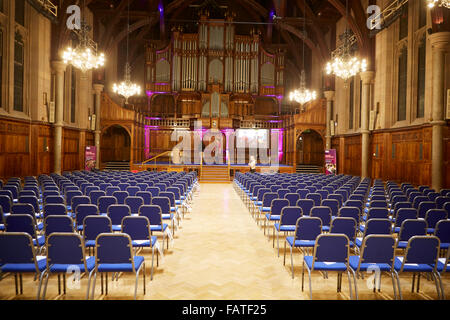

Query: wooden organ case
[144,10,285,130]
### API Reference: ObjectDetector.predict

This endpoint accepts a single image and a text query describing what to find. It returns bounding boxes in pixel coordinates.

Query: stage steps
[296,164,322,174]
[103,161,131,171]
[200,165,230,183]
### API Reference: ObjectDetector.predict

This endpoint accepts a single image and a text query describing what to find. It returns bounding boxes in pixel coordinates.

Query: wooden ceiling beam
[294,0,330,60]
[274,20,325,64]
[327,0,365,50]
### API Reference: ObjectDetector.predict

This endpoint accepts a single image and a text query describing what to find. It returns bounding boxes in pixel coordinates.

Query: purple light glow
[144,126,150,158]
[154,82,169,86]
[269,10,275,20]
[146,117,161,120]
[264,86,275,89]
[146,90,170,96]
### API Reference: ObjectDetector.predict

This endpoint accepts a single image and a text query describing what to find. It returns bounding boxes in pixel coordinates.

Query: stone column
[78,73,90,130]
[93,84,104,169]
[429,32,450,192]
[360,71,375,179]
[51,61,66,175]
[324,91,335,150]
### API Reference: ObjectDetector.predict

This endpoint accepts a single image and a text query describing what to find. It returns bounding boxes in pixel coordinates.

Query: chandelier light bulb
[289,70,317,106]
[62,22,105,73]
[113,63,141,104]
[427,0,450,8]
[113,81,141,104]
[326,56,367,81]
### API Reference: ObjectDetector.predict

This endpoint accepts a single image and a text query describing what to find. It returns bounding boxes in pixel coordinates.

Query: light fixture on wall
[112,0,141,104]
[427,0,450,8]
[325,0,367,82]
[288,0,317,107]
[62,0,105,72]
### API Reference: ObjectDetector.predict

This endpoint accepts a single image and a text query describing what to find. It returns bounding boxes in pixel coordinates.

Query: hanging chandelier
[289,70,317,105]
[62,1,105,73]
[427,0,450,8]
[325,0,367,82]
[288,1,316,107]
[113,63,141,104]
[112,0,141,104]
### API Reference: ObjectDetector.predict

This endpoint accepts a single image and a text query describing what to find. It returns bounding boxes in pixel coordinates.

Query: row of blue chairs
[234,172,449,299]
[0,169,200,299]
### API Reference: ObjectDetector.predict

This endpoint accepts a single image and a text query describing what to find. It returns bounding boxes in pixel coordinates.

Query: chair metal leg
[435,272,445,300]
[100,273,103,295]
[162,232,166,254]
[276,230,279,256]
[151,247,154,281]
[411,273,415,292]
[307,268,313,300]
[105,272,108,296]
[351,268,359,300]
[91,272,97,300]
[14,274,18,295]
[394,270,402,300]
[86,271,94,300]
[143,262,146,295]
[37,271,46,300]
[390,272,397,300]
[290,245,294,279]
[347,270,353,300]
[430,272,441,300]
[283,240,287,265]
[19,273,23,294]
[57,274,61,295]
[416,273,421,293]
[301,260,305,292]
[378,272,382,292]
[42,272,50,300]
[338,272,341,293]
[273,227,275,248]
[63,273,66,294]
[134,270,139,300]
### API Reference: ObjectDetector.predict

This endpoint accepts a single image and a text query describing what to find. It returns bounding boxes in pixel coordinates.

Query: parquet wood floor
[0,183,448,300]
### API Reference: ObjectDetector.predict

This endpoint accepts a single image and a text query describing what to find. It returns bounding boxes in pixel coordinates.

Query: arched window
[13,32,24,112]
[397,45,408,122]
[416,35,426,119]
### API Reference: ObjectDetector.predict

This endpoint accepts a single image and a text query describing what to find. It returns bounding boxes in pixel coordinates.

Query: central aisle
[147,182,302,299]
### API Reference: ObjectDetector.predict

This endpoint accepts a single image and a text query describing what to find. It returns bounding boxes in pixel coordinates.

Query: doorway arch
[296,129,324,166]
[101,125,131,163]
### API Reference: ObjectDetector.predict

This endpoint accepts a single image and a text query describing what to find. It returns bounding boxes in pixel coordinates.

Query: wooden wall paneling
[38,124,53,175]
[0,119,31,179]
[78,131,86,171]
[62,128,80,172]
[30,124,39,177]
[333,125,449,188]
[445,125,450,189]
[344,135,361,177]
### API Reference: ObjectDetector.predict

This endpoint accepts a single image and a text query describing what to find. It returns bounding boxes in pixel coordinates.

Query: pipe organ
[144,10,285,126]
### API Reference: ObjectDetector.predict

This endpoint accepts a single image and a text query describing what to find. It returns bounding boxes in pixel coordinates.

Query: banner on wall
[325,149,337,175]
[85,146,97,171]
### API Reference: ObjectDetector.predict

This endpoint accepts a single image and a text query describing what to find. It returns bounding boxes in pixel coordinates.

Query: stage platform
[130,162,295,178]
